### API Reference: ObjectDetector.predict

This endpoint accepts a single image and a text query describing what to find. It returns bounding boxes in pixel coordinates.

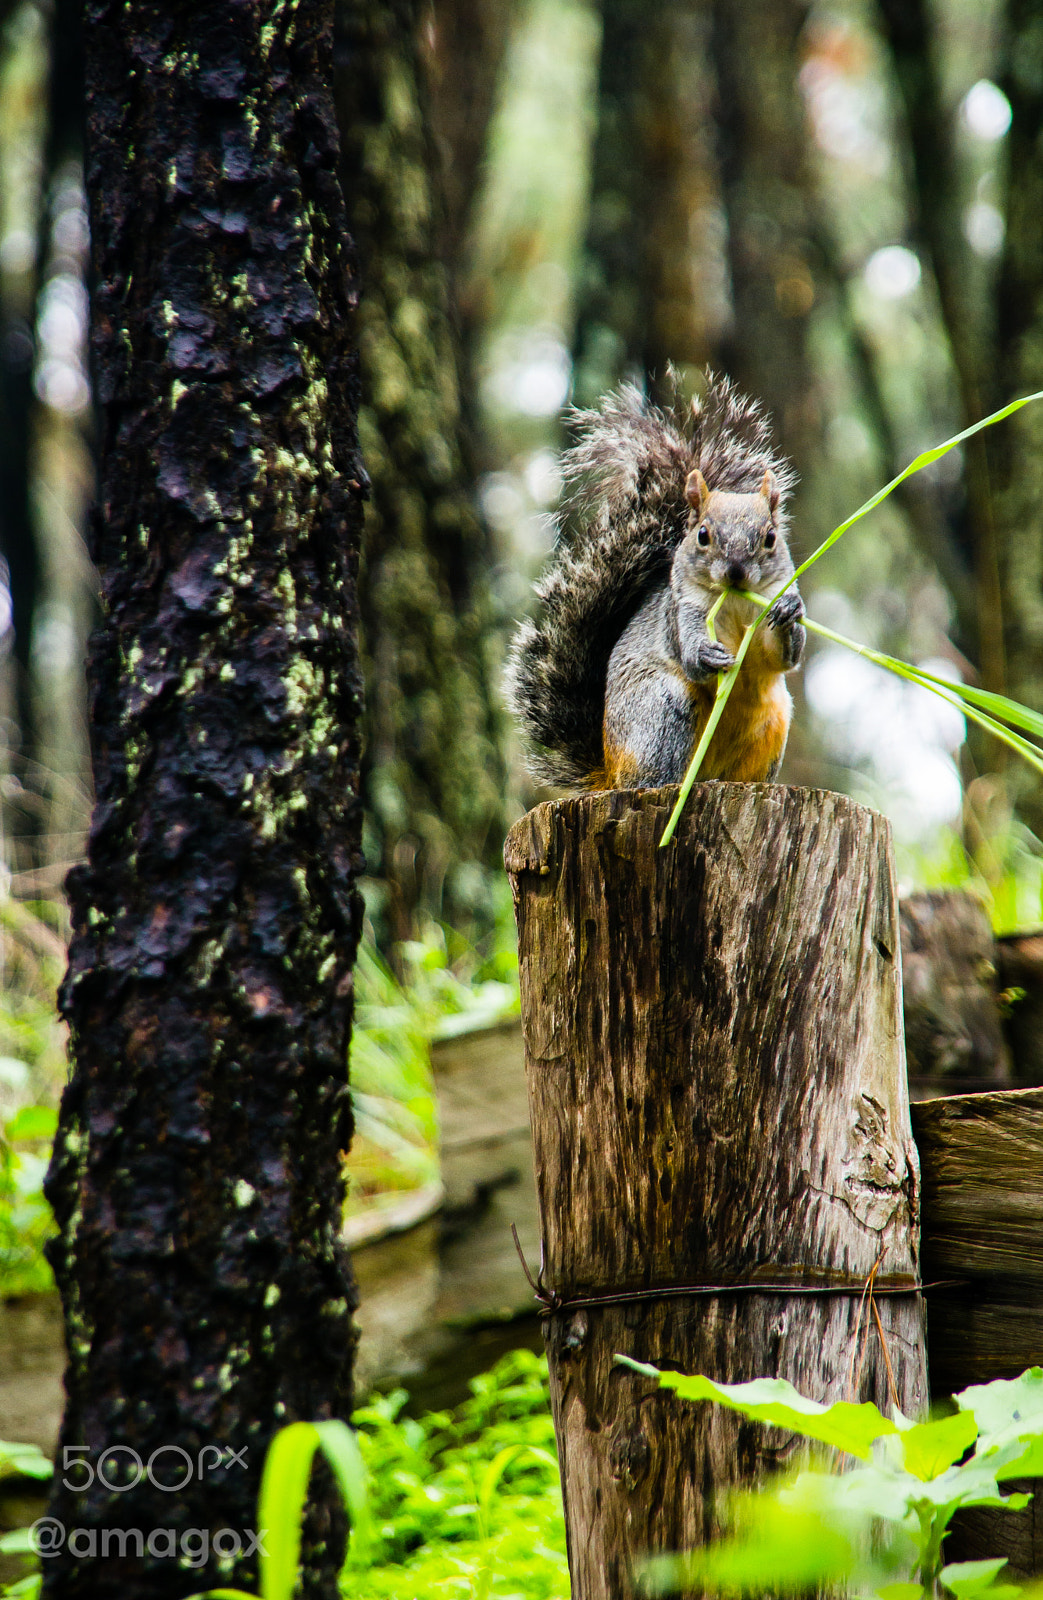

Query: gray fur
[505,372,798,788]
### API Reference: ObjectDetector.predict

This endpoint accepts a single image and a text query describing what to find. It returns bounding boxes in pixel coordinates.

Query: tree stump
[900,891,1011,1096]
[504,785,928,1600]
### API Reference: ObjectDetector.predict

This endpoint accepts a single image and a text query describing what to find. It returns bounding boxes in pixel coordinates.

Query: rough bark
[571,0,722,406]
[42,5,365,1597]
[334,0,507,942]
[506,784,928,1600]
[900,890,1011,1097]
[710,0,819,472]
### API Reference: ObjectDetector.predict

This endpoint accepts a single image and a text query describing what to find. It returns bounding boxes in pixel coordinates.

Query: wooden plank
[913,1085,1043,1579]
[912,1085,1043,1387]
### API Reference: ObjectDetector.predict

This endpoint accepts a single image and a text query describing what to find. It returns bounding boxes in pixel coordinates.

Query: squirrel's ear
[760,468,780,515]
[686,468,709,511]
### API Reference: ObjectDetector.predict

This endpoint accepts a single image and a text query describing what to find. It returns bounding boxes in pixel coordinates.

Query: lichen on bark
[43,3,366,1596]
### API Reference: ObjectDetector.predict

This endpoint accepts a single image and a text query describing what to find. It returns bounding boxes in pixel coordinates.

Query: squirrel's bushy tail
[505,372,796,788]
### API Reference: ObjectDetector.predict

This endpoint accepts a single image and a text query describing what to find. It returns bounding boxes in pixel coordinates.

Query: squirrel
[506,372,806,790]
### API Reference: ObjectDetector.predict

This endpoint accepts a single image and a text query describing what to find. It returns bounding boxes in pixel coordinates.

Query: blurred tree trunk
[877,0,1043,829]
[421,0,517,410]
[422,0,516,297]
[875,0,1002,693]
[573,0,819,480]
[0,0,87,857]
[571,0,723,407]
[335,0,507,946]
[993,1,1043,829]
[42,4,365,1597]
[710,0,819,471]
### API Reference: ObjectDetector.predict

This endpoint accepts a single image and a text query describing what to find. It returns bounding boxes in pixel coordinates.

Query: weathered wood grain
[912,1086,1043,1386]
[913,1085,1043,1576]
[506,784,928,1600]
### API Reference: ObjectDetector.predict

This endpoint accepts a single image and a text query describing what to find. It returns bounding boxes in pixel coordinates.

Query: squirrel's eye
[697,525,710,547]
[763,529,776,550]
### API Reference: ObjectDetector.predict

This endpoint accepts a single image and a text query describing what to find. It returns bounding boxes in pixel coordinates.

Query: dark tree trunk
[571,0,722,407]
[710,0,819,473]
[334,0,507,943]
[42,4,365,1597]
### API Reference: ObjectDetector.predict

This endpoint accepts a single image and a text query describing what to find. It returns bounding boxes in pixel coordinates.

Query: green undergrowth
[896,805,1043,938]
[345,1349,566,1598]
[0,904,522,1291]
[0,1349,567,1600]
[343,907,520,1216]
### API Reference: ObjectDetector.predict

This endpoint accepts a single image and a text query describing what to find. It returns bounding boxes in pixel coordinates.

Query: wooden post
[913,1085,1043,1577]
[505,785,929,1600]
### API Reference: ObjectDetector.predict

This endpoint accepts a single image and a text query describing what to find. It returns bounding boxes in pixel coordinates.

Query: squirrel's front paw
[691,639,736,679]
[767,591,804,629]
[768,591,806,668]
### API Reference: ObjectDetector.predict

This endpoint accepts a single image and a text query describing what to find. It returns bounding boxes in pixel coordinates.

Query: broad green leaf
[0,1439,53,1481]
[615,1358,896,1458]
[1,1577,44,1599]
[958,1369,1043,1442]
[941,1559,1013,1600]
[637,1504,855,1595]
[876,1585,924,1600]
[997,1435,1043,1479]
[900,1412,978,1481]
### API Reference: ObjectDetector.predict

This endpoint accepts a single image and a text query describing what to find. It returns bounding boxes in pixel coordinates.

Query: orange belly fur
[691,676,792,781]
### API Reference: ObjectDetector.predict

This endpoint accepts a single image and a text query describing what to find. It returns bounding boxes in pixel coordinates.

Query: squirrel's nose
[726,561,747,588]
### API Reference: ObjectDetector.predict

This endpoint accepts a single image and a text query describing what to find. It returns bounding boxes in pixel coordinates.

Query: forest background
[0,1,1040,1595]
[0,0,1041,1269]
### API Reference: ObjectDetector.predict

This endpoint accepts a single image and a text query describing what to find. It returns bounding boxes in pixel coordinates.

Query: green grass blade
[903,672,1043,742]
[791,610,1043,779]
[737,594,1043,780]
[658,391,1043,845]
[659,623,757,847]
[790,388,1043,587]
[256,1421,321,1600]
[186,1589,261,1599]
[313,1419,370,1567]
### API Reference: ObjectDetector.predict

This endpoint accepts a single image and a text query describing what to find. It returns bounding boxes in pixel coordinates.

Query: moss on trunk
[43,3,366,1596]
